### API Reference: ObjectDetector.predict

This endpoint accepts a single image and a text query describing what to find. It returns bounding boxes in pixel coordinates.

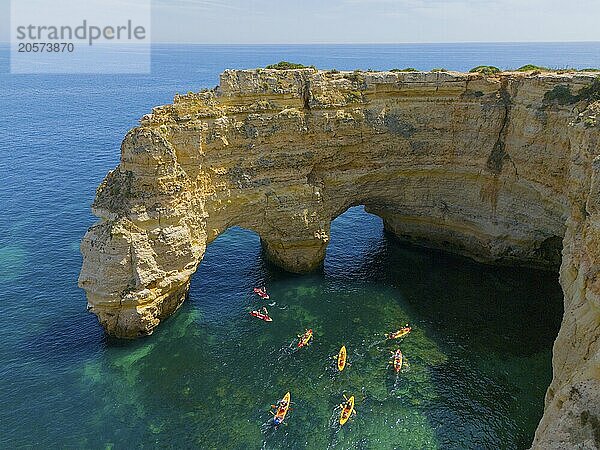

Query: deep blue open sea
[1,43,598,449]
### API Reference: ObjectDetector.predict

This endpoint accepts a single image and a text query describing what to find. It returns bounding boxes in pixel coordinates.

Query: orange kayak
[385,326,411,340]
[392,349,403,373]
[337,345,347,371]
[339,396,355,425]
[273,392,290,426]
[297,329,313,348]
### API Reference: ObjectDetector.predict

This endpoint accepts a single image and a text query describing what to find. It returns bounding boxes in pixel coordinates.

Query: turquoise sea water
[1,43,596,448]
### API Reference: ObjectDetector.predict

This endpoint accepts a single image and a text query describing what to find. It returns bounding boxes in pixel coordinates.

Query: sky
[1,0,600,43]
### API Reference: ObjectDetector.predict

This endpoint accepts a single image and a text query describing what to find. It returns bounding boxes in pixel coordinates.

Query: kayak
[339,396,355,425]
[297,329,313,348]
[385,326,412,340]
[250,310,272,322]
[273,392,291,426]
[337,345,347,371]
[392,349,403,373]
[253,287,270,300]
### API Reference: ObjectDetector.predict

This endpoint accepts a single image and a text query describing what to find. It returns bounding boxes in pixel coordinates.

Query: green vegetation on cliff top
[263,62,599,74]
[470,65,501,75]
[516,64,550,72]
[515,65,599,73]
[265,61,315,70]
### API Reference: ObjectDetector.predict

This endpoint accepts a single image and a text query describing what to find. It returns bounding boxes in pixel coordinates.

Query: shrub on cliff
[469,65,501,75]
[265,61,314,70]
[390,68,418,72]
[544,85,578,105]
[431,68,448,72]
[543,77,600,106]
[578,76,600,103]
[516,64,550,72]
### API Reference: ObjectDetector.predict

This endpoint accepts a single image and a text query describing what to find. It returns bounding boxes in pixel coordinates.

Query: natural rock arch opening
[188,225,269,310]
[325,205,386,268]
[196,226,266,281]
[194,205,387,290]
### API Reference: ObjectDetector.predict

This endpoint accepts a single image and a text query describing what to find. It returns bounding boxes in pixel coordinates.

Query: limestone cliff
[79,68,600,447]
[532,98,600,449]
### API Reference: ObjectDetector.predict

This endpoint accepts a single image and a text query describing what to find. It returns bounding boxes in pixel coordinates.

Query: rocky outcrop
[79,68,600,447]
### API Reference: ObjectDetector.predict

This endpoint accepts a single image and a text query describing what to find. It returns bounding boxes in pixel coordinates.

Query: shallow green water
[58,207,561,449]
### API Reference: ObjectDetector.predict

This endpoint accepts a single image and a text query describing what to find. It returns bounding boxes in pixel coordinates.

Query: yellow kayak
[273,392,290,426]
[339,396,355,425]
[337,345,347,372]
[297,329,313,348]
[385,326,412,340]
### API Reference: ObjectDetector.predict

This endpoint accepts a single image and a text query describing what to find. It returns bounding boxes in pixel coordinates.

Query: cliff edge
[79,68,600,448]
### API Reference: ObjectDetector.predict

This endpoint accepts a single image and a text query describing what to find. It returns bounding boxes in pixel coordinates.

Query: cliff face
[79,69,600,447]
[533,99,600,449]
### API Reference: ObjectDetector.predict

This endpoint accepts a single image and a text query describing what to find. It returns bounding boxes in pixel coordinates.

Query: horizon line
[1,40,600,45]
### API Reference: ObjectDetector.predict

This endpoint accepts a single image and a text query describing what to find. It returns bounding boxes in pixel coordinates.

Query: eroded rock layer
[79,69,600,448]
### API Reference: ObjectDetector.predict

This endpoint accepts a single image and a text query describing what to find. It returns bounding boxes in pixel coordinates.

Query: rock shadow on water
[321,208,563,448]
[377,239,563,448]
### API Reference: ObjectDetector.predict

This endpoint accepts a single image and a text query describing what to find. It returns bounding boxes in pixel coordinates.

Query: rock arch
[79,69,600,447]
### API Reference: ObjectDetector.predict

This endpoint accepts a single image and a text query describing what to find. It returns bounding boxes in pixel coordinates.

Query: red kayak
[250,310,272,322]
[253,287,270,300]
[392,349,403,373]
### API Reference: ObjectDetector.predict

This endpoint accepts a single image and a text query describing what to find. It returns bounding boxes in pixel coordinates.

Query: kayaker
[261,307,269,315]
